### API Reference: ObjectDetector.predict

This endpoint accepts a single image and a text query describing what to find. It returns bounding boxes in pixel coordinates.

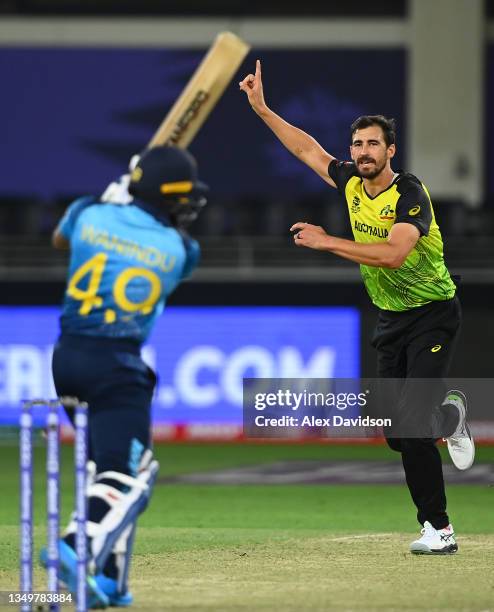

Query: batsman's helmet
[128,146,208,227]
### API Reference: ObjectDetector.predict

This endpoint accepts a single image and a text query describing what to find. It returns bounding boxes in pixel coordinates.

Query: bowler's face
[350,125,395,179]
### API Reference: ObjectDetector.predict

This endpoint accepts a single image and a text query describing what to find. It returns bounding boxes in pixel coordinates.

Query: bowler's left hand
[290,222,330,251]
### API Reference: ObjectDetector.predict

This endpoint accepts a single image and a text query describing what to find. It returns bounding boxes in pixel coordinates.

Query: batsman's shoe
[40,540,109,609]
[443,390,475,470]
[95,574,133,607]
[410,521,458,555]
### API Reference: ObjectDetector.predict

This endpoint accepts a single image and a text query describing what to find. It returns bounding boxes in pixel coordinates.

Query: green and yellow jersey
[328,160,456,312]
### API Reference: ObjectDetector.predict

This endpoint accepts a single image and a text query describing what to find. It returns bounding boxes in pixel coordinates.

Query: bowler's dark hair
[350,115,396,148]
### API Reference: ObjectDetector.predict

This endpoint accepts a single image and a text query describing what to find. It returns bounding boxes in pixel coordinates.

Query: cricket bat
[148,31,250,148]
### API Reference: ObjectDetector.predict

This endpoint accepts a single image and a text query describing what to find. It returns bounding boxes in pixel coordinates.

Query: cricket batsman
[240,60,475,555]
[43,146,207,607]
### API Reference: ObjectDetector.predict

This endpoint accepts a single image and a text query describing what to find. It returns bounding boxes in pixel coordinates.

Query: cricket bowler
[240,60,475,555]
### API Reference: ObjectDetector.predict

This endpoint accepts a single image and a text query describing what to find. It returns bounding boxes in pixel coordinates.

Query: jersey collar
[362,172,400,200]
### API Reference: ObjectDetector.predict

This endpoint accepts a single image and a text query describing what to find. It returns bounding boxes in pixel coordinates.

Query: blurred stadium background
[0,2,493,610]
[0,0,493,437]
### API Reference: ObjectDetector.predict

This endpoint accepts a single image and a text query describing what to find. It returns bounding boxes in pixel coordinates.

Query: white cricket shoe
[410,521,458,555]
[443,390,475,470]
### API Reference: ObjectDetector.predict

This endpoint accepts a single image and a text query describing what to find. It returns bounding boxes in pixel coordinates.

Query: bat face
[149,32,250,149]
[167,90,210,146]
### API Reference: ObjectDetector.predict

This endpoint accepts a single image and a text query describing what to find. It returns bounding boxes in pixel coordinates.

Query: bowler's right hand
[239,59,267,115]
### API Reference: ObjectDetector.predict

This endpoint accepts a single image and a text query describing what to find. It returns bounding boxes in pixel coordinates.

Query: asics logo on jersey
[409,205,421,216]
[431,344,442,352]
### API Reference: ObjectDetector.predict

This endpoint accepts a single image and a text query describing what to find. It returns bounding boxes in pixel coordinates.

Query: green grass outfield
[0,443,493,611]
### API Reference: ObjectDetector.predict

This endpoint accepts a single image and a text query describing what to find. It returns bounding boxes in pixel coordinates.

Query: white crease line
[323,533,395,542]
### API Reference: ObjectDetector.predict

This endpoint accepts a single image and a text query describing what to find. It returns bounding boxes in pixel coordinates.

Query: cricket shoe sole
[444,389,475,470]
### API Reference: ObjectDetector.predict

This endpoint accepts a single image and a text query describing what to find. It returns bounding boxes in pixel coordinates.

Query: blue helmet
[128,146,208,227]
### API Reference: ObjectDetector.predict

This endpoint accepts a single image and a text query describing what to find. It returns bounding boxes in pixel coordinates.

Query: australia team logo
[379,204,395,220]
[351,195,361,214]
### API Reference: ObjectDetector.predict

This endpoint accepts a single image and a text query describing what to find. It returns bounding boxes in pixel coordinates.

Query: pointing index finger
[256,59,261,78]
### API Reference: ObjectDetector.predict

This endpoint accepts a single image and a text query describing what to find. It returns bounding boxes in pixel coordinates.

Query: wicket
[20,398,89,612]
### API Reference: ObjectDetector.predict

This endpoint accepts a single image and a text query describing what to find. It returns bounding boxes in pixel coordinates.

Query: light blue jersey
[59,197,199,343]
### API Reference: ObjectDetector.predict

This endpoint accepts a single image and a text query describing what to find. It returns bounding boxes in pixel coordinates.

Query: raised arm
[239,60,336,187]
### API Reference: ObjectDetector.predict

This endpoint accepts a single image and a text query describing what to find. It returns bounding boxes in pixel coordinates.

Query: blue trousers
[52,334,156,476]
